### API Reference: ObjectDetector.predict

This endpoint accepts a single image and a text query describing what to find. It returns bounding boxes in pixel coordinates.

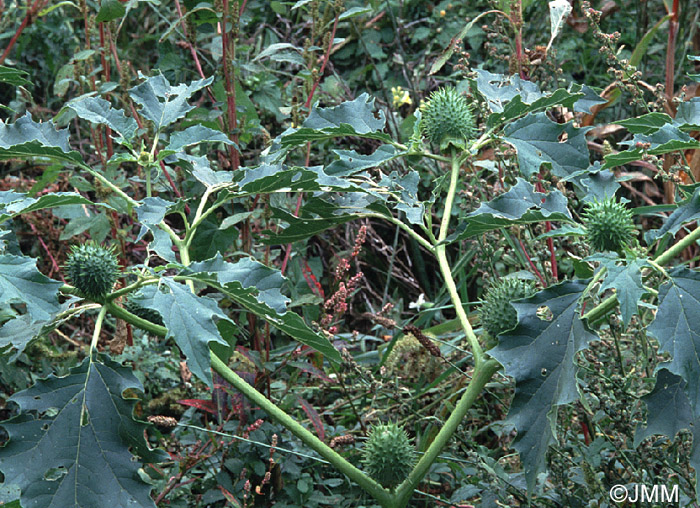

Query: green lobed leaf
[489,280,597,493]
[237,163,362,195]
[447,179,573,241]
[66,95,138,144]
[474,70,543,113]
[633,368,700,498]
[134,281,231,385]
[675,98,700,130]
[603,124,700,169]
[571,84,607,114]
[184,254,342,364]
[0,65,31,87]
[96,0,126,21]
[613,112,673,134]
[0,254,63,322]
[0,191,96,224]
[161,124,237,158]
[647,268,700,415]
[597,255,649,326]
[645,187,700,244]
[487,88,583,129]
[503,113,590,179]
[0,113,84,168]
[280,94,391,147]
[129,74,213,132]
[634,368,693,447]
[0,355,166,508]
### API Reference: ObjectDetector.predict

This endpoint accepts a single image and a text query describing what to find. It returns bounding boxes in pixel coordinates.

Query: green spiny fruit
[124,294,163,326]
[362,422,415,489]
[582,198,635,253]
[420,87,475,151]
[385,333,441,383]
[479,278,536,339]
[65,243,121,300]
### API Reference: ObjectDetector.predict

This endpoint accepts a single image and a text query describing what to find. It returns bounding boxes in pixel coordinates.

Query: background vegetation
[0,0,699,507]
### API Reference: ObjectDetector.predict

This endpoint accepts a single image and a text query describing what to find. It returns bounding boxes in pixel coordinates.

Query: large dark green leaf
[613,112,673,134]
[634,368,693,447]
[474,70,543,113]
[645,187,700,243]
[603,124,700,169]
[66,95,138,144]
[129,74,213,132]
[503,113,590,179]
[280,94,392,146]
[489,280,597,492]
[647,268,700,415]
[134,281,231,385]
[237,163,361,195]
[0,254,63,322]
[0,355,165,508]
[488,89,582,128]
[675,98,700,130]
[597,256,649,326]
[0,114,84,167]
[161,125,236,158]
[0,191,96,224]
[185,255,342,364]
[633,368,700,498]
[447,179,573,241]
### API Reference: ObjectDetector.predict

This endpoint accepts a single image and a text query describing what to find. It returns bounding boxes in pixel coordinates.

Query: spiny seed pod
[385,333,441,383]
[582,198,635,253]
[479,278,536,339]
[420,87,475,151]
[124,295,163,326]
[362,422,415,489]
[65,243,121,300]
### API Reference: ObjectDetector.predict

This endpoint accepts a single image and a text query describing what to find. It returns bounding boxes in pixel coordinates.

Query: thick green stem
[393,359,501,507]
[89,305,109,354]
[210,353,394,507]
[435,151,483,366]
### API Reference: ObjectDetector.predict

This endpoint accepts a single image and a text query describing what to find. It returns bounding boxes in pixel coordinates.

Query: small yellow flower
[391,86,412,108]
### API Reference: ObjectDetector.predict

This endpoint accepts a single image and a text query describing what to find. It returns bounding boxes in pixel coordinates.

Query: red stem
[221,0,240,170]
[664,0,679,104]
[99,23,114,159]
[535,176,557,281]
[0,0,45,64]
[518,237,546,286]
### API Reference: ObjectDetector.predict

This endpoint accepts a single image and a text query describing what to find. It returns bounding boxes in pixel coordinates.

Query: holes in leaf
[541,368,548,377]
[537,306,553,321]
[43,466,67,481]
[41,423,50,431]
[558,131,568,143]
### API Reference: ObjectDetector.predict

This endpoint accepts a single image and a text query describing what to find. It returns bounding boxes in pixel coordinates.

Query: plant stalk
[210,353,394,507]
[393,359,501,507]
